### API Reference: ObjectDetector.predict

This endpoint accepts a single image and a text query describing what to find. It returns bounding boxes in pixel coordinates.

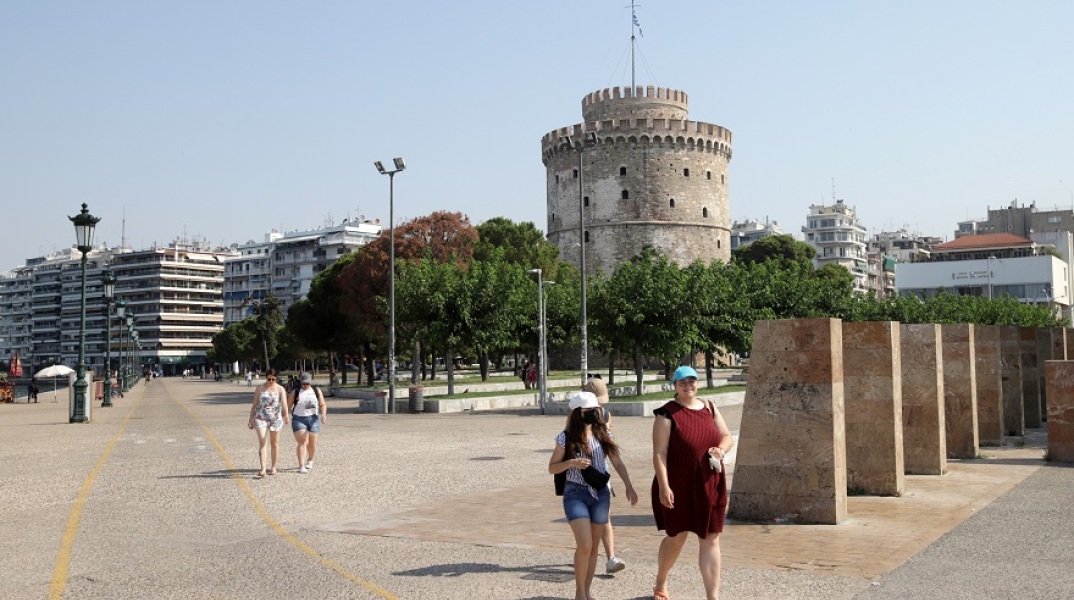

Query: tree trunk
[364,342,375,387]
[479,352,489,381]
[411,339,421,384]
[446,345,455,396]
[633,343,644,397]
[705,350,715,388]
[608,350,616,385]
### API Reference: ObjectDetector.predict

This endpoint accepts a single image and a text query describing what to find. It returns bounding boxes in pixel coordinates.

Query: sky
[3,1,1073,272]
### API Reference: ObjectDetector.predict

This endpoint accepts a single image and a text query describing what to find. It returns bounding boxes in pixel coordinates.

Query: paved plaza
[1,378,1070,599]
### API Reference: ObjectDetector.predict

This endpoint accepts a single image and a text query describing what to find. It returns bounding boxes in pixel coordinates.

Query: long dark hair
[564,408,619,459]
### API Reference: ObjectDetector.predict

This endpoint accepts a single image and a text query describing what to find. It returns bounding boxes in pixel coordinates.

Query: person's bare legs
[698,533,722,600]
[568,519,604,600]
[293,429,309,469]
[655,531,689,596]
[306,432,318,463]
[602,514,616,560]
[254,427,268,476]
[268,430,280,475]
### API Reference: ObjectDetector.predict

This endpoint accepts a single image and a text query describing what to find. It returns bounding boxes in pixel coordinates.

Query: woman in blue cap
[549,391,639,600]
[651,365,734,600]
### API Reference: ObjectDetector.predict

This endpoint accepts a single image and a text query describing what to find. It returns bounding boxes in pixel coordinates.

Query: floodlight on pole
[560,132,597,385]
[374,156,406,414]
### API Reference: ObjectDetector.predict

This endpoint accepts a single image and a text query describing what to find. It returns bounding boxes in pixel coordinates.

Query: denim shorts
[562,482,611,524]
[291,414,321,433]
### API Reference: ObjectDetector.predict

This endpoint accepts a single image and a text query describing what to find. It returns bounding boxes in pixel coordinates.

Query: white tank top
[293,387,319,417]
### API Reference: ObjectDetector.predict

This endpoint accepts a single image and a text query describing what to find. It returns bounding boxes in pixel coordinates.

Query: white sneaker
[305,460,313,471]
[605,556,626,574]
[298,467,309,474]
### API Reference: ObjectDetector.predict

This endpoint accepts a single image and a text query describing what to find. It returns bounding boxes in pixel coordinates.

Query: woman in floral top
[247,369,290,477]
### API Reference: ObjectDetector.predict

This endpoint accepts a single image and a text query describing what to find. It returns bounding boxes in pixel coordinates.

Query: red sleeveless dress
[651,400,728,537]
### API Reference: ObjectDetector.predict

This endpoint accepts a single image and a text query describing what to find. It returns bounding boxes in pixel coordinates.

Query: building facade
[802,200,869,292]
[730,218,785,250]
[542,86,733,274]
[956,199,1074,239]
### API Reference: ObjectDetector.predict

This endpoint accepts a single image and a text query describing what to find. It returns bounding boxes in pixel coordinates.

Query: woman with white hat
[549,391,638,600]
[289,372,326,474]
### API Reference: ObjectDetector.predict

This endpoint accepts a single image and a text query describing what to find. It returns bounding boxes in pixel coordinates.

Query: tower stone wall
[542,86,732,274]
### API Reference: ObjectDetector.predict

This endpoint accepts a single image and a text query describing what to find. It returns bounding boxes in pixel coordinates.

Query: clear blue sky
[3,1,1072,272]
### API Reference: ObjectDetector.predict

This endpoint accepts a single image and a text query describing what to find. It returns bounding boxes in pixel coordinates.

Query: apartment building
[729,218,785,250]
[802,200,869,292]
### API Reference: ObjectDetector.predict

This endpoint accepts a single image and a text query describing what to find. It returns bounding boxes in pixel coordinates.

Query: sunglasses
[266,377,276,381]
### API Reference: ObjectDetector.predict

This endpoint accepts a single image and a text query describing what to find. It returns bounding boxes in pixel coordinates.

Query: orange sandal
[654,589,670,600]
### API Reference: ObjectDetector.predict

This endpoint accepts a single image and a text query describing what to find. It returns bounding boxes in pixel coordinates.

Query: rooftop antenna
[121,206,127,249]
[628,1,643,90]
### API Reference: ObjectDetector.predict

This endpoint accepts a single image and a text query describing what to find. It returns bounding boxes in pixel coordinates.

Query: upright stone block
[1019,327,1042,429]
[942,324,978,460]
[844,321,904,494]
[1037,327,1066,419]
[1000,325,1024,437]
[1045,361,1074,462]
[975,325,1004,446]
[729,319,847,524]
[898,323,944,475]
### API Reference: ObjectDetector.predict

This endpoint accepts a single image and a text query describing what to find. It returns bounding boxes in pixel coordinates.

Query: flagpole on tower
[628,1,642,89]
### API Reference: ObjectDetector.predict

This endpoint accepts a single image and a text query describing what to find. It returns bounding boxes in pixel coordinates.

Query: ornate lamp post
[69,203,100,423]
[100,268,116,407]
[115,298,126,392]
[374,157,406,414]
[125,314,134,389]
[560,132,597,384]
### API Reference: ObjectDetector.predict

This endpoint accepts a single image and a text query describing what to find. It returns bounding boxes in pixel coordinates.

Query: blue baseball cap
[672,365,698,383]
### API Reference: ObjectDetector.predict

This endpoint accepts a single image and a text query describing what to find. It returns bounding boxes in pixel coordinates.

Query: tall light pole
[375,157,406,414]
[561,132,597,385]
[115,299,126,393]
[100,268,116,407]
[126,314,134,388]
[987,255,996,299]
[69,203,100,423]
[528,269,550,412]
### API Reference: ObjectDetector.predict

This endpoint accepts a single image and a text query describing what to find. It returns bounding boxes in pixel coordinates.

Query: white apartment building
[224,220,381,326]
[895,233,1071,320]
[802,200,869,292]
[730,218,784,250]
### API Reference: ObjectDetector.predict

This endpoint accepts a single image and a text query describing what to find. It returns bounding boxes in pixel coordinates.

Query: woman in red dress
[651,365,734,600]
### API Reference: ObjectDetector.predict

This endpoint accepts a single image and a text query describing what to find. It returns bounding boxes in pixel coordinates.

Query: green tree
[474,217,561,279]
[241,295,283,370]
[459,251,532,381]
[731,234,815,270]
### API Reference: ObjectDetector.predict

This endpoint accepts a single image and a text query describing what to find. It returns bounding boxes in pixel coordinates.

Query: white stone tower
[541,85,733,274]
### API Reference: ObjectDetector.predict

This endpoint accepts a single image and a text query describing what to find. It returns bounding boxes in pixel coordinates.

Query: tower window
[683,168,690,177]
[584,196,590,207]
[721,174,725,184]
[573,169,579,179]
[703,207,709,218]
[717,240,721,249]
[670,198,676,208]
[619,166,627,176]
[555,175,560,184]
[707,171,712,180]
[551,213,556,222]
[584,231,590,243]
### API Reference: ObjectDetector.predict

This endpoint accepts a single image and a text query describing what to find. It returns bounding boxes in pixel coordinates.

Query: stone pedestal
[1019,327,1042,429]
[1000,326,1024,437]
[899,323,944,475]
[728,319,847,524]
[975,325,1004,446]
[843,322,903,494]
[1044,361,1074,462]
[1037,328,1066,420]
[942,324,977,460]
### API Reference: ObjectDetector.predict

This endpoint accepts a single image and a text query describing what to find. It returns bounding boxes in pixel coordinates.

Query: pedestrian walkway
[0,378,1064,600]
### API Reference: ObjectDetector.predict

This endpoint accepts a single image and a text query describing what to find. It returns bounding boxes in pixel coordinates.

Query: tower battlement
[582,86,689,121]
[540,119,732,163]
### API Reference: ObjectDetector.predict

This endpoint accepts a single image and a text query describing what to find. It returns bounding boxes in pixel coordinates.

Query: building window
[584,196,589,207]
[573,169,579,179]
[584,231,590,243]
[670,198,676,208]
[721,174,725,184]
[622,190,629,200]
[703,207,709,218]
[707,171,712,180]
[620,166,627,176]
[717,240,721,249]
[683,168,690,177]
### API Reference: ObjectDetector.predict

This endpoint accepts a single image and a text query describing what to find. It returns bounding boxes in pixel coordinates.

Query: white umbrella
[34,365,75,403]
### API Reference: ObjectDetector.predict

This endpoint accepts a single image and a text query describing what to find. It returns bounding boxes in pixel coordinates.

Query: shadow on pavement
[159,469,256,480]
[394,562,573,582]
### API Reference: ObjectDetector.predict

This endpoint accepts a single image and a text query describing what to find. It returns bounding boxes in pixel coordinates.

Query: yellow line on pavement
[169,384,399,600]
[50,392,144,600]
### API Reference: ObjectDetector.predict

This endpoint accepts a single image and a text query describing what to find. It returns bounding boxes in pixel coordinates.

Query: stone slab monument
[728,318,847,524]
[975,325,1004,446]
[942,324,978,459]
[844,322,904,494]
[1044,361,1074,462]
[899,323,944,475]
[1000,325,1025,437]
[1019,327,1042,429]
[1036,327,1066,420]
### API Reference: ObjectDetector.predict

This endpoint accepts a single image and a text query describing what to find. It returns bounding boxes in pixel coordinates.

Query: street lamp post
[69,203,100,423]
[561,133,597,385]
[374,157,406,414]
[986,255,997,299]
[101,269,116,407]
[528,269,550,412]
[126,315,134,389]
[115,299,126,393]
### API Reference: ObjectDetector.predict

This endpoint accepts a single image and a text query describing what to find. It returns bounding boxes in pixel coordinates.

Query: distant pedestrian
[549,391,638,600]
[247,369,289,478]
[651,366,735,600]
[29,378,39,403]
[289,372,326,474]
[525,361,537,390]
[246,371,253,387]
